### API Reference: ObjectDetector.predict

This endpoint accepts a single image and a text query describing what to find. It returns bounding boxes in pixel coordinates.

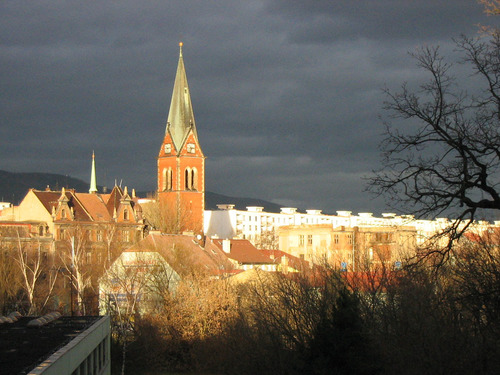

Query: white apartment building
[204,205,497,249]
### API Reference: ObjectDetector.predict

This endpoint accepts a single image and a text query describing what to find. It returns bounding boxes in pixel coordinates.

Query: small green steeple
[89,151,98,194]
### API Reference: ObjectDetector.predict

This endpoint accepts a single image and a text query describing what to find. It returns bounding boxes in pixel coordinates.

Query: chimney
[222,239,231,253]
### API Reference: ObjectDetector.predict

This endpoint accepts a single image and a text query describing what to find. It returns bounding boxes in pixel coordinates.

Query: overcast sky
[0,1,494,215]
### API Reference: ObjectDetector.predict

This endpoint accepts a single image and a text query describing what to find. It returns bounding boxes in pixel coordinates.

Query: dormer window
[124,209,129,221]
[164,144,171,154]
[187,143,195,153]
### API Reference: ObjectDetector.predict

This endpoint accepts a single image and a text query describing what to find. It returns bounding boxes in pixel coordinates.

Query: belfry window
[185,168,191,190]
[162,168,167,191]
[184,167,199,191]
[167,168,172,190]
[192,168,198,191]
[163,168,173,191]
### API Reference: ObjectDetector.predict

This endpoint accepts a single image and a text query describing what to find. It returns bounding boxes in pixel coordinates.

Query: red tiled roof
[260,249,311,271]
[32,190,92,221]
[74,193,111,221]
[105,186,124,216]
[126,234,234,277]
[463,228,500,245]
[212,239,274,265]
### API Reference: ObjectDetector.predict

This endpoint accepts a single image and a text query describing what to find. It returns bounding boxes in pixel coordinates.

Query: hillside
[0,170,284,213]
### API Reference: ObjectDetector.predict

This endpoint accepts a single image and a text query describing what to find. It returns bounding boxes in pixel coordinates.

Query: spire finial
[179,41,183,57]
[89,150,98,194]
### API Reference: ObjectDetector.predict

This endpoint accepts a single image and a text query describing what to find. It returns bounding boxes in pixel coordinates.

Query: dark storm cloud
[0,1,492,214]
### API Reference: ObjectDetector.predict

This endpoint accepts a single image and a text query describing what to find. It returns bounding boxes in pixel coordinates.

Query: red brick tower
[158,43,205,234]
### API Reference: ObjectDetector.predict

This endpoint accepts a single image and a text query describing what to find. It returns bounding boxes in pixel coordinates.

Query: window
[167,168,172,190]
[162,168,167,191]
[299,235,304,246]
[123,209,129,221]
[347,234,353,245]
[184,168,198,190]
[123,230,130,242]
[187,143,196,153]
[185,168,191,190]
[164,143,171,153]
[86,252,92,264]
[334,234,339,244]
[307,234,313,245]
[192,168,198,191]
[97,230,102,242]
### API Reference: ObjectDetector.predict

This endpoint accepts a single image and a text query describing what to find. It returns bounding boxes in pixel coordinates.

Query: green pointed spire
[89,151,98,194]
[166,42,198,152]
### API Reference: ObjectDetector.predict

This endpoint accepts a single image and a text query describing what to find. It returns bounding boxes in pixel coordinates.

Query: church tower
[158,43,205,234]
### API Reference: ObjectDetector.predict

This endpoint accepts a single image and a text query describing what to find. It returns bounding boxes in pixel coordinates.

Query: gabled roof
[105,186,124,216]
[74,193,111,221]
[212,239,274,265]
[126,234,234,277]
[260,249,311,271]
[29,188,132,223]
[32,190,92,221]
[165,43,199,152]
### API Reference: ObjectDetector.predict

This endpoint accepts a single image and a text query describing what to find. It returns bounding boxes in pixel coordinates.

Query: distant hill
[0,170,284,213]
[205,191,284,213]
[0,170,95,204]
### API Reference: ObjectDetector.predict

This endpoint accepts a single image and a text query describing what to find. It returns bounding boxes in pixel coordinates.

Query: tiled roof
[33,190,92,221]
[212,239,274,265]
[31,190,61,214]
[31,188,135,223]
[105,186,124,216]
[260,249,311,271]
[74,193,112,221]
[126,234,234,277]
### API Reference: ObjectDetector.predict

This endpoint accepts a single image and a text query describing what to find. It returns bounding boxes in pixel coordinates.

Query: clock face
[164,144,171,153]
[187,143,196,153]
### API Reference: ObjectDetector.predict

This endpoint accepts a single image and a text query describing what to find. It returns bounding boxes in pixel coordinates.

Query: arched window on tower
[162,168,167,191]
[185,168,191,190]
[191,168,198,191]
[167,168,173,190]
[124,209,129,221]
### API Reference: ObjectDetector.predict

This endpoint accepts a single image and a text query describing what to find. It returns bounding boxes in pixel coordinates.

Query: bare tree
[0,243,21,314]
[141,195,194,234]
[370,35,500,254]
[59,226,93,315]
[14,236,57,315]
[100,251,180,375]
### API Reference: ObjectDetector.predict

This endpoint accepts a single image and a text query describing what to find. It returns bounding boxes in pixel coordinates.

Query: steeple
[89,151,98,194]
[166,42,199,152]
[157,43,205,235]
